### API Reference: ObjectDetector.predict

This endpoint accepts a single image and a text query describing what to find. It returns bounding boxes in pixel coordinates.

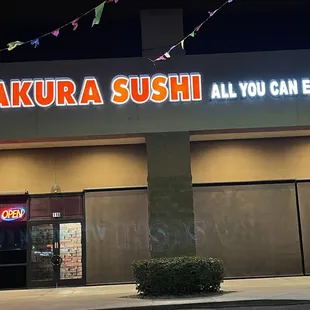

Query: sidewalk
[1,277,310,310]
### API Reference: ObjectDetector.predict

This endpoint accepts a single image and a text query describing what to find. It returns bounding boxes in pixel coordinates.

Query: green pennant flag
[7,41,23,51]
[92,1,106,27]
[189,31,196,37]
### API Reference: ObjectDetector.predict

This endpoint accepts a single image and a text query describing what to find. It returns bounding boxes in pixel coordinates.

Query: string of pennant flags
[150,0,234,64]
[1,0,119,52]
[1,0,233,61]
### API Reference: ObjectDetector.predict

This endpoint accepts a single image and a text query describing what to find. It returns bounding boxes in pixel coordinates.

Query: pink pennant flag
[51,29,60,37]
[155,55,166,61]
[195,23,203,32]
[209,9,219,17]
[72,19,79,31]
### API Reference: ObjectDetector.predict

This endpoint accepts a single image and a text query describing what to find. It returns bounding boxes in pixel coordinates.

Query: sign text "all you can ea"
[210,78,310,100]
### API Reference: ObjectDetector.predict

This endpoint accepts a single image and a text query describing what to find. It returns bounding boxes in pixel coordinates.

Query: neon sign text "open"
[1,207,26,222]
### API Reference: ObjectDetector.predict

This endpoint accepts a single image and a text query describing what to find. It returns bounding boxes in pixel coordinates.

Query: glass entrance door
[28,221,84,288]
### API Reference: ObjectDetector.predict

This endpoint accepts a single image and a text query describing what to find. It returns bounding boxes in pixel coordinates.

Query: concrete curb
[98,299,310,310]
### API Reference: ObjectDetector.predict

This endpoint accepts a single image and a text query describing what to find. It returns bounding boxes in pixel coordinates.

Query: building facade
[1,44,310,289]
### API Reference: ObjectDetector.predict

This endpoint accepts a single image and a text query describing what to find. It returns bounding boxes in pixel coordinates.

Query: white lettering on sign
[302,78,310,95]
[210,78,304,100]
[238,81,265,98]
[269,79,298,97]
[211,82,237,100]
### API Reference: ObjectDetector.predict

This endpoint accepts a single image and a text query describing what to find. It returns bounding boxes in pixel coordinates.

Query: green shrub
[132,256,224,296]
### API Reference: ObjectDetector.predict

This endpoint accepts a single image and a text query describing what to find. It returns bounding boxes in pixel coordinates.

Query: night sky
[0,0,308,63]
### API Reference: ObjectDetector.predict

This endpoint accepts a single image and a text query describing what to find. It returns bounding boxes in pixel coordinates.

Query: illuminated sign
[0,73,202,108]
[111,73,202,105]
[0,206,26,222]
[0,77,104,108]
[2,74,310,107]
[210,78,310,100]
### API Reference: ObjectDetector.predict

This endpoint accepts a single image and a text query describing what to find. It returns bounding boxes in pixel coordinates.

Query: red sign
[0,205,27,222]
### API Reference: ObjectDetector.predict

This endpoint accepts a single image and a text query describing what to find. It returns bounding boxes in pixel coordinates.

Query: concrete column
[140,8,185,58]
[146,132,196,257]
[141,7,192,257]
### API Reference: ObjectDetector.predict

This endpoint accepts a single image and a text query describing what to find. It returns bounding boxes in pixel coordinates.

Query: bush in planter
[132,256,224,296]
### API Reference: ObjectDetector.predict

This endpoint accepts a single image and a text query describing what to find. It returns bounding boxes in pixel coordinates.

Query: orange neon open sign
[0,206,26,222]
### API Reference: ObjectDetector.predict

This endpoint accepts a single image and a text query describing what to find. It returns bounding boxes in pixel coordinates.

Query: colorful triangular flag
[181,39,185,49]
[72,19,79,31]
[31,39,40,48]
[155,55,166,61]
[195,23,203,32]
[92,2,106,27]
[7,41,23,51]
[51,29,60,37]
[164,52,171,58]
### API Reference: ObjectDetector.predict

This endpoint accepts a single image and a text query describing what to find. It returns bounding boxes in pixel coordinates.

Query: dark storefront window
[0,224,27,249]
[0,203,28,264]
[0,198,28,289]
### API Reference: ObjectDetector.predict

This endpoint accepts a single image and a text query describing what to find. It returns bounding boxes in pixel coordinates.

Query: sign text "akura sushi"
[0,73,202,108]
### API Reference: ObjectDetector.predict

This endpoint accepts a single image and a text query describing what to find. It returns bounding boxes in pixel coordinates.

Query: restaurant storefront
[1,48,310,288]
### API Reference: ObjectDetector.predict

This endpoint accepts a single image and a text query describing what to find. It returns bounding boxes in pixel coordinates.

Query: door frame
[27,218,86,288]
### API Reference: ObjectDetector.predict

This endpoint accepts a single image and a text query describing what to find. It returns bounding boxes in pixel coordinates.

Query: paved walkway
[1,277,310,310]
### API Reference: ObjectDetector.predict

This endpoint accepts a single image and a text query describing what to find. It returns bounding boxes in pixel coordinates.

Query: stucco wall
[0,145,147,194]
[191,136,310,183]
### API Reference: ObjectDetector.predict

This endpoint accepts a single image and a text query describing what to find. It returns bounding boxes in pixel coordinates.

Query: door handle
[51,255,62,266]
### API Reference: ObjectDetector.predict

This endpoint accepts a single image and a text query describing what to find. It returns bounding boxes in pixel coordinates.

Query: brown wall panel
[296,182,310,275]
[0,145,147,194]
[85,190,150,284]
[29,195,83,220]
[193,183,303,277]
